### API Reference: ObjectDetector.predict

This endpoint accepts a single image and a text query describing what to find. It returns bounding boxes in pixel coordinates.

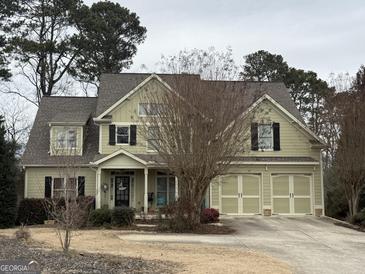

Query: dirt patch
[0,227,292,274]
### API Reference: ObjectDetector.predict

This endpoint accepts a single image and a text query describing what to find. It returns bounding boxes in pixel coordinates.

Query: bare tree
[158,47,239,80]
[141,75,251,229]
[335,78,365,216]
[0,98,32,156]
[43,147,92,253]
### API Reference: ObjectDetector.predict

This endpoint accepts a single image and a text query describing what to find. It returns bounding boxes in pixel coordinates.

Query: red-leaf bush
[200,208,219,224]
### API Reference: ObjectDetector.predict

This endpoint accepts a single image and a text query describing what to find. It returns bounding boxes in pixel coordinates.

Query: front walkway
[117,216,365,274]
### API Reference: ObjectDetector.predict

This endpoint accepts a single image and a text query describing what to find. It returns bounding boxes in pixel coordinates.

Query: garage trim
[219,173,262,215]
[270,173,314,215]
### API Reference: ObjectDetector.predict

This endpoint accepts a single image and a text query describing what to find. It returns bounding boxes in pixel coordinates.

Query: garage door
[272,174,312,214]
[221,174,261,214]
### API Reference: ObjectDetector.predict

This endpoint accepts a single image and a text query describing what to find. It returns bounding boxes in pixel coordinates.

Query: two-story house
[22,73,325,216]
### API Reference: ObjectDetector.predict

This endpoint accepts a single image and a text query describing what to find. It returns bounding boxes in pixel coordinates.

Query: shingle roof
[22,97,98,166]
[96,73,201,117]
[97,73,304,122]
[23,73,307,166]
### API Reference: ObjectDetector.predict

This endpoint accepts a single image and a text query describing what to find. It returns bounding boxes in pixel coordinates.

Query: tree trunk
[349,194,359,216]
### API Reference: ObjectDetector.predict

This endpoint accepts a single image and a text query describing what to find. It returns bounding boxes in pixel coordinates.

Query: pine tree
[0,115,17,228]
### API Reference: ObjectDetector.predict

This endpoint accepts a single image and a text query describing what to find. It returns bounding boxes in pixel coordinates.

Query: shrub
[15,224,31,241]
[351,208,365,226]
[88,207,111,226]
[111,207,135,226]
[76,196,95,227]
[16,198,48,225]
[200,208,219,224]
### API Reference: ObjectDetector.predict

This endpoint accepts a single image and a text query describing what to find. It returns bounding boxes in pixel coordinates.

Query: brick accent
[315,208,323,217]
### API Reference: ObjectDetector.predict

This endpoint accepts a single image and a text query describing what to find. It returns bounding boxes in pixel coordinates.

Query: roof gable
[22,96,98,166]
[96,74,173,119]
[248,94,324,144]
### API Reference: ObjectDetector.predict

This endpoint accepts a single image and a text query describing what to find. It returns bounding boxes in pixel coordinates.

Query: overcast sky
[85,0,365,80]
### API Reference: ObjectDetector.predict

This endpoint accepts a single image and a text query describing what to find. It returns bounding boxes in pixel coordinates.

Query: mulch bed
[333,221,365,232]
[0,236,177,274]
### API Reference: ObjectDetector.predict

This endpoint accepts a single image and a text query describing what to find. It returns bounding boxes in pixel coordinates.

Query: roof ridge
[101,72,201,76]
[42,96,98,99]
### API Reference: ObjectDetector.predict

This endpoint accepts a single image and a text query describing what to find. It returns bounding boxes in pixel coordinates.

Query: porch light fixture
[102,183,109,193]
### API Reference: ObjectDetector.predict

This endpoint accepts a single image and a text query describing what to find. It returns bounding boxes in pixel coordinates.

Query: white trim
[80,127,84,156]
[175,176,179,200]
[24,168,28,198]
[96,168,101,209]
[91,148,147,166]
[96,74,173,119]
[256,95,324,144]
[144,168,148,214]
[115,125,130,145]
[98,125,102,154]
[48,122,86,126]
[320,152,325,215]
[230,161,320,165]
[22,164,92,167]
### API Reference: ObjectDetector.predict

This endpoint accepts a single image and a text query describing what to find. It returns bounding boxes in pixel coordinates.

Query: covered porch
[92,150,178,213]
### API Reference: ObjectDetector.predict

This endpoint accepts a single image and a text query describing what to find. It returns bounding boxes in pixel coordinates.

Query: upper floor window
[138,103,162,116]
[258,124,273,150]
[147,126,160,151]
[57,128,77,149]
[116,126,129,144]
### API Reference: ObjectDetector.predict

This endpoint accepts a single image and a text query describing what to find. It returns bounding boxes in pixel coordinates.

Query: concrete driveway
[120,216,365,274]
[223,216,365,274]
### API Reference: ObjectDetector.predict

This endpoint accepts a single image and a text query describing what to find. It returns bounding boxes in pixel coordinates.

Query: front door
[115,176,130,207]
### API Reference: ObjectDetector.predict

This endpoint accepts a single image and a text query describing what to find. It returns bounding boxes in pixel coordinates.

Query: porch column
[144,168,148,214]
[175,176,179,200]
[95,168,102,209]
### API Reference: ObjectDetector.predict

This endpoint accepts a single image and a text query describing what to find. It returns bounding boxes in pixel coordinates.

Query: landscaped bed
[0,236,176,274]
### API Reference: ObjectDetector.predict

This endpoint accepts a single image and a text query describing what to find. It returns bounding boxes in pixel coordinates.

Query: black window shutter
[273,122,280,151]
[109,124,116,145]
[45,176,52,198]
[130,125,137,145]
[78,176,85,196]
[251,123,258,151]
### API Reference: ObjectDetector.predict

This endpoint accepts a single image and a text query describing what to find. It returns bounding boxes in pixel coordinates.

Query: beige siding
[242,100,320,161]
[210,179,219,208]
[26,167,96,198]
[100,79,169,155]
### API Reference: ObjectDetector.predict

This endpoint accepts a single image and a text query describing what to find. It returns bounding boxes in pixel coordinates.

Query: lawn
[0,227,292,273]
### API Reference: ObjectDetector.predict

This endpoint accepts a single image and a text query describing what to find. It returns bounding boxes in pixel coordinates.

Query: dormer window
[56,127,77,149]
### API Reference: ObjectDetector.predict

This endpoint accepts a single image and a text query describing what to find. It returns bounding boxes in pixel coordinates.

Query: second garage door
[221,174,261,214]
[272,174,312,214]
